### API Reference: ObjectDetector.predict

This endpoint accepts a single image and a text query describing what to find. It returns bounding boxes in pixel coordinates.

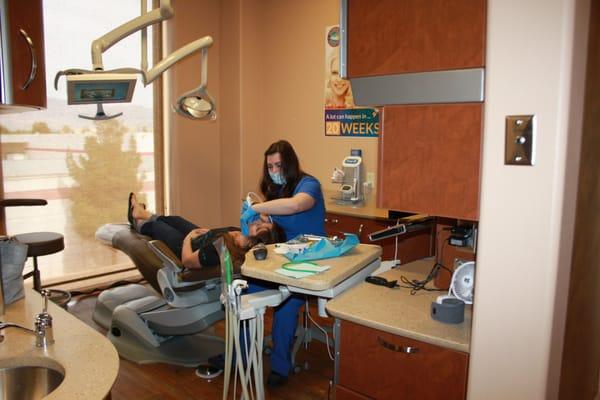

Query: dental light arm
[90,0,174,71]
[54,0,216,120]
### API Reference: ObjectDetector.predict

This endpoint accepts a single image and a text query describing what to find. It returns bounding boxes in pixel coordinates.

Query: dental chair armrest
[178,267,221,283]
[0,198,47,208]
[148,240,184,270]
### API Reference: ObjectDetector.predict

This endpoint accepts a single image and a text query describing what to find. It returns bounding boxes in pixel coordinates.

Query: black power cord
[398,237,453,295]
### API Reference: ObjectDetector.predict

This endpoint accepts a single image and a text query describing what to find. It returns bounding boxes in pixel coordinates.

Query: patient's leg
[140,216,199,259]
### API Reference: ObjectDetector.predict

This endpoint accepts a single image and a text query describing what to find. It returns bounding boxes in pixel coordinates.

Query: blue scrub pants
[247,280,304,376]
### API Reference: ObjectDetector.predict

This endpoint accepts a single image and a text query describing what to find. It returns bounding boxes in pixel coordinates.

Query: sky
[44,0,154,109]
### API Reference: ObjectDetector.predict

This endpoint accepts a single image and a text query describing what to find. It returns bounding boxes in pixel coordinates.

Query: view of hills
[1,97,153,132]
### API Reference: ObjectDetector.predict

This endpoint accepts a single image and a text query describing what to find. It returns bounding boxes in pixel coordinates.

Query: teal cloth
[283,234,359,262]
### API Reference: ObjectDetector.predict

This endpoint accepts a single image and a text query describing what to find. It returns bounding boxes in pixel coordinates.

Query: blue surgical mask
[269,171,286,185]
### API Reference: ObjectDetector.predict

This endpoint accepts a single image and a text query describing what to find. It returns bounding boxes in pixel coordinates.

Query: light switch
[505,115,536,166]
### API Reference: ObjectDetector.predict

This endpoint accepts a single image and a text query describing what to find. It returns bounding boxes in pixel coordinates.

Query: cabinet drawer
[339,320,468,400]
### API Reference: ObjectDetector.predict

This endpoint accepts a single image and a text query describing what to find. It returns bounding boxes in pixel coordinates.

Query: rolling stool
[1,199,71,308]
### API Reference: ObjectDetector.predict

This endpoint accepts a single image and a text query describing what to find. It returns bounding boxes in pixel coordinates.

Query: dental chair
[92,229,226,368]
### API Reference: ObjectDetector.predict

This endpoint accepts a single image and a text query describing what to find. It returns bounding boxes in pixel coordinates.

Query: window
[1,1,159,284]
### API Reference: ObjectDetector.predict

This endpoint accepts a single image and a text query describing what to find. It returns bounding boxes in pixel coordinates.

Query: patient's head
[251,221,285,245]
[231,220,284,248]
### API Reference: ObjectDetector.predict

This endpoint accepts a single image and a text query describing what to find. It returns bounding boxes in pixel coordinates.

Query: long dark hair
[259,140,308,200]
[225,223,285,273]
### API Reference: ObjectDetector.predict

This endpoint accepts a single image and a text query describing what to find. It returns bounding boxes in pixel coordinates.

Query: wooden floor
[68,293,336,400]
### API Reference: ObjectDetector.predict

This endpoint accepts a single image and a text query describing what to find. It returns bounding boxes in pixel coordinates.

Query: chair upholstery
[13,232,64,257]
[112,229,223,294]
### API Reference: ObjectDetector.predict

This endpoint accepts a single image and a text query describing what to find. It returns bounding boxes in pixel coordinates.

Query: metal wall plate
[505,115,536,166]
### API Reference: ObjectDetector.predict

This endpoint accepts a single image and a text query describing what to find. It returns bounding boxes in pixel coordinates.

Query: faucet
[0,289,54,348]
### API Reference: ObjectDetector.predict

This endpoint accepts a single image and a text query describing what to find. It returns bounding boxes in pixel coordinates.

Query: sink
[0,363,64,400]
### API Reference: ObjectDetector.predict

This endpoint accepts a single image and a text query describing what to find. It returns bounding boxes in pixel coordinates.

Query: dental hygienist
[241,140,326,386]
[243,140,326,240]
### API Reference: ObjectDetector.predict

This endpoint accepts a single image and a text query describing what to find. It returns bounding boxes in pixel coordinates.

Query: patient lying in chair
[128,193,284,271]
[92,194,286,370]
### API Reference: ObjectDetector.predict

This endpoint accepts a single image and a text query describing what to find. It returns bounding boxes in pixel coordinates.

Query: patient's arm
[181,229,204,269]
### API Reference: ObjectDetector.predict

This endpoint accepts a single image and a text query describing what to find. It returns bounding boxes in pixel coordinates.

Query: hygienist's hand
[240,206,260,236]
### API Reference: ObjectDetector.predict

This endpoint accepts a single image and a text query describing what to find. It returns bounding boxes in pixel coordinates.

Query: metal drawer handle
[325,218,339,224]
[357,224,364,235]
[19,28,38,90]
[377,337,419,354]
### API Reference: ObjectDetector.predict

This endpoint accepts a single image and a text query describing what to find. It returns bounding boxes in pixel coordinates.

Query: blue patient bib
[283,234,359,262]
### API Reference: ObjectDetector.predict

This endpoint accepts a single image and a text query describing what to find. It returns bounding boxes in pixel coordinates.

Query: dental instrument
[240,192,265,235]
[368,215,434,242]
[214,237,290,400]
[54,0,216,121]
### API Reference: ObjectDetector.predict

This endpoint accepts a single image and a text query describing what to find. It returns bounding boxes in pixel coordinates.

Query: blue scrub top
[271,175,326,240]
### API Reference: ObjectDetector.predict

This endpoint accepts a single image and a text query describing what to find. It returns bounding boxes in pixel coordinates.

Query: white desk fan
[437,260,475,305]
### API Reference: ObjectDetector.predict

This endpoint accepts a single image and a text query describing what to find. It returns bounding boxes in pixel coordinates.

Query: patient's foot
[130,194,152,223]
[267,371,288,387]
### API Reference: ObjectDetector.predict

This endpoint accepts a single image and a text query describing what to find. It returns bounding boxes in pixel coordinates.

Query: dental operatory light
[54,0,216,121]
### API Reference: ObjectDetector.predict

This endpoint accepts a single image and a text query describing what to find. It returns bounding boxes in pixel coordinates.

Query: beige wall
[166,0,223,226]
[468,0,590,398]
[167,0,378,225]
[238,0,378,201]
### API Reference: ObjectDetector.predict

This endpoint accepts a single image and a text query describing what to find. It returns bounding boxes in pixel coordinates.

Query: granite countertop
[0,288,119,399]
[323,189,430,225]
[326,258,471,353]
[324,189,389,220]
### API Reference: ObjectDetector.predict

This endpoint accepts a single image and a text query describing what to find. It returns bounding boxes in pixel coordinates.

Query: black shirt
[190,227,239,267]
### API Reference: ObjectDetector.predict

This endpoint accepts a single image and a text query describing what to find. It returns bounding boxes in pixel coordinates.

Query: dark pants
[139,216,198,259]
[247,281,305,376]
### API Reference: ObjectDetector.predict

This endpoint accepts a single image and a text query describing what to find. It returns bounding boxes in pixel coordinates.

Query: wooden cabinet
[324,212,432,262]
[344,0,486,221]
[337,320,469,400]
[345,0,486,78]
[335,384,373,400]
[0,0,47,111]
[377,104,483,220]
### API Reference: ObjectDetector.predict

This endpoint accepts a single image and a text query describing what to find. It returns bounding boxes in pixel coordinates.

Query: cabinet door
[339,320,469,400]
[346,0,486,78]
[335,385,373,400]
[378,104,482,220]
[5,0,47,108]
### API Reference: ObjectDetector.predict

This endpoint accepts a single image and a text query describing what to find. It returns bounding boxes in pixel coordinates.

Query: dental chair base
[93,283,225,367]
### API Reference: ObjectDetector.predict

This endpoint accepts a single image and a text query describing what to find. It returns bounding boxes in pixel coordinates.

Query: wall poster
[324,25,379,137]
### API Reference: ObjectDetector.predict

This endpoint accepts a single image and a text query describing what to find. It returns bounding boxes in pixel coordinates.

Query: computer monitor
[66,73,137,105]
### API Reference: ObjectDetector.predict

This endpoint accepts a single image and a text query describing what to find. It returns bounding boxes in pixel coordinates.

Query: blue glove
[240,206,260,236]
[240,200,250,215]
